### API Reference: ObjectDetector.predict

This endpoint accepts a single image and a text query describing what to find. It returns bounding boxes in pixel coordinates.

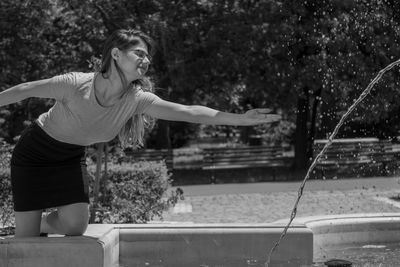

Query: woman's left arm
[145,97,281,126]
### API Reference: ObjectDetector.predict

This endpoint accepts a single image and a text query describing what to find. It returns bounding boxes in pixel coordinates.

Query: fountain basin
[273,212,400,262]
[0,223,312,267]
[1,213,399,267]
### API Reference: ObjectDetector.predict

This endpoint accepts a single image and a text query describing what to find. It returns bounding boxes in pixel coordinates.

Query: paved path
[161,177,400,223]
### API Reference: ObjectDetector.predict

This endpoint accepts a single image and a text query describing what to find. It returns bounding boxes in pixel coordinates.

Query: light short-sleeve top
[36,72,158,146]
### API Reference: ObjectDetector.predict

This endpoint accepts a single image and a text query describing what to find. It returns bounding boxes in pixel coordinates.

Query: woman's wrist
[237,113,250,126]
[221,112,248,126]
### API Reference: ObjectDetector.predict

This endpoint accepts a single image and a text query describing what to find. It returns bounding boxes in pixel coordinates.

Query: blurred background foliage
[1,0,400,169]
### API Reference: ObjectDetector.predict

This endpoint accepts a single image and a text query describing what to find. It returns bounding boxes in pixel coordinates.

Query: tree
[2,0,400,168]
[0,0,99,142]
[268,0,400,169]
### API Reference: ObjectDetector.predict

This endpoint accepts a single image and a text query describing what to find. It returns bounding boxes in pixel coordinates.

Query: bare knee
[57,203,89,236]
[61,215,89,236]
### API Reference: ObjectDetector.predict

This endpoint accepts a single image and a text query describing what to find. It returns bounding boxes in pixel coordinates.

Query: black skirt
[10,121,89,212]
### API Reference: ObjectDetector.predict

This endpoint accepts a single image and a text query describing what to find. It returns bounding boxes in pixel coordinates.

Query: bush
[0,142,14,233]
[0,141,13,168]
[0,167,13,232]
[0,142,184,233]
[88,160,184,224]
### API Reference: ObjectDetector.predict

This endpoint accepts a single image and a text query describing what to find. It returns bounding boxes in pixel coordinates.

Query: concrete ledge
[273,213,400,260]
[118,224,313,267]
[0,224,118,267]
[0,223,312,267]
[7,213,399,267]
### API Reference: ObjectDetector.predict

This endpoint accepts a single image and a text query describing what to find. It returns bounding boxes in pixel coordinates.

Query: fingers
[266,114,282,121]
[244,108,282,125]
[256,108,281,122]
[255,108,272,114]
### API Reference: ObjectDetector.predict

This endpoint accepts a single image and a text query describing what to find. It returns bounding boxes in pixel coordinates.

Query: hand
[243,108,282,125]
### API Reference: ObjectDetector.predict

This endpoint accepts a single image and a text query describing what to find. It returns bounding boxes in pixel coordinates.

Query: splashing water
[264,58,400,267]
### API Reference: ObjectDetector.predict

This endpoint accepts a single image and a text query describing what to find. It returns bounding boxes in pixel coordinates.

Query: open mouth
[138,66,148,75]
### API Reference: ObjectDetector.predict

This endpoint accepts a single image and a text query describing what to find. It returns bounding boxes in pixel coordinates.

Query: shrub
[0,141,13,168]
[0,141,184,233]
[0,168,13,232]
[89,160,184,224]
[0,142,14,233]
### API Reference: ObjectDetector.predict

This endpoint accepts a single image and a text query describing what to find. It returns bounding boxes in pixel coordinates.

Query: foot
[39,215,55,235]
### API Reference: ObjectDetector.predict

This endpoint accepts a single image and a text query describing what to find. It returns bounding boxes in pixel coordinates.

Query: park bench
[123,149,174,170]
[313,138,400,176]
[202,145,291,170]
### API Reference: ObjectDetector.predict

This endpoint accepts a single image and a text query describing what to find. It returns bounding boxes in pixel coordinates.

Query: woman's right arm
[0,78,56,107]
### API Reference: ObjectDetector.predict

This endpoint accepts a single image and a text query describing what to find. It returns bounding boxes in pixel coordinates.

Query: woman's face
[114,39,151,82]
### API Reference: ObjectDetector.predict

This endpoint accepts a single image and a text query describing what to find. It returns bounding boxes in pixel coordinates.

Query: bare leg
[41,203,89,236]
[14,210,42,237]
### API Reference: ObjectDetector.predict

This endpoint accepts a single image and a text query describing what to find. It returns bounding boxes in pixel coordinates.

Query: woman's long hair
[99,29,155,148]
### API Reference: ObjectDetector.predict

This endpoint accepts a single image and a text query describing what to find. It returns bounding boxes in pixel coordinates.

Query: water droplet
[246,259,259,266]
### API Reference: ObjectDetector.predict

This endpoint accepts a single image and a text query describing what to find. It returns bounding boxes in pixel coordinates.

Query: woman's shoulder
[70,72,95,83]
[51,72,94,86]
[134,88,157,97]
[133,89,159,102]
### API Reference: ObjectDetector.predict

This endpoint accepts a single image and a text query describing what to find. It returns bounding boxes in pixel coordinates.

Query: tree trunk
[308,87,322,160]
[294,90,310,170]
[154,120,171,149]
[152,23,173,149]
[89,142,104,223]
[319,97,337,139]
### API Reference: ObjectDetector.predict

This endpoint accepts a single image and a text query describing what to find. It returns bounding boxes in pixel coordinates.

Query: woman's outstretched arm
[145,96,281,126]
[0,74,71,107]
[0,78,57,107]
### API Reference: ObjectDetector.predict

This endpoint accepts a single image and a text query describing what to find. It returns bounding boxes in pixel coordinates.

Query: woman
[0,29,281,237]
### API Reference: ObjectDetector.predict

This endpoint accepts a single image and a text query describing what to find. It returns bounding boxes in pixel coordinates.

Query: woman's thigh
[14,210,42,237]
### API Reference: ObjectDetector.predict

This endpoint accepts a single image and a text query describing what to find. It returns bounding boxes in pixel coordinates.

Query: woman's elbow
[0,84,29,106]
[16,83,34,100]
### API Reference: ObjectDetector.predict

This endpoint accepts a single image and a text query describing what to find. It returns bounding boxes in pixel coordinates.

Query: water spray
[265,58,400,267]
